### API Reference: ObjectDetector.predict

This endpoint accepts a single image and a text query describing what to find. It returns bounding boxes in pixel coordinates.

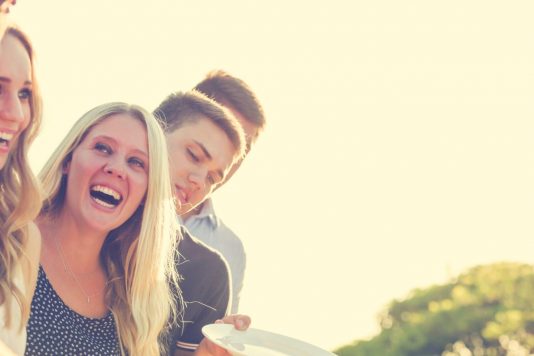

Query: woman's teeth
[0,131,14,147]
[90,185,122,207]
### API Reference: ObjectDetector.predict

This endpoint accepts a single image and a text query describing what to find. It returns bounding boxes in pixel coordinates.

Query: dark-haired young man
[154,90,247,355]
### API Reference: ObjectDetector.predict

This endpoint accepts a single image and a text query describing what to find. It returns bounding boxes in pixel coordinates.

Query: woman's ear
[62,159,71,174]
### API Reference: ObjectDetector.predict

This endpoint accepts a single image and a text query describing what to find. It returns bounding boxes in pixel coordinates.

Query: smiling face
[63,113,149,233]
[166,116,236,215]
[0,33,32,170]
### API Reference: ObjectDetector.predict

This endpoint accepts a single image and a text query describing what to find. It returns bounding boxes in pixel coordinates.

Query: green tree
[335,263,534,356]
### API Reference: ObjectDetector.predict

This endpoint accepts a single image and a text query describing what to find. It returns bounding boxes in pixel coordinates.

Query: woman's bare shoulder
[21,221,42,295]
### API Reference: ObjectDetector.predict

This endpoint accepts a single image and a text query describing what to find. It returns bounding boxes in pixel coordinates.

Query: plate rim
[201,323,336,356]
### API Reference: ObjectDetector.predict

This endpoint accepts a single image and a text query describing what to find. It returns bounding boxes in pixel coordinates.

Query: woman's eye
[94,142,111,154]
[129,157,145,169]
[18,88,32,100]
[187,148,200,162]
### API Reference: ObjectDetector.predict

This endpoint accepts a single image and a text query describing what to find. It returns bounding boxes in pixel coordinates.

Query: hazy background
[12,0,534,350]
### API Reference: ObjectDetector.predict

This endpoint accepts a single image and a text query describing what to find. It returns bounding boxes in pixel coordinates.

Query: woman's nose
[0,95,25,124]
[104,161,126,180]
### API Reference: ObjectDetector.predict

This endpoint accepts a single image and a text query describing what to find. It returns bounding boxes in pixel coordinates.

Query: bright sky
[12,0,534,351]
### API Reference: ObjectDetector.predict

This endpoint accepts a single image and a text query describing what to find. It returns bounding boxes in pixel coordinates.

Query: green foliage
[335,262,534,356]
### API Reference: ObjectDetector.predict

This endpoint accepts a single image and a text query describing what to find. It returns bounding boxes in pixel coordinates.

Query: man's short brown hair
[154,90,246,159]
[194,70,265,142]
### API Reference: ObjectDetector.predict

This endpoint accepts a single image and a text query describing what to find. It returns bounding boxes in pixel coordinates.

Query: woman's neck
[37,213,108,274]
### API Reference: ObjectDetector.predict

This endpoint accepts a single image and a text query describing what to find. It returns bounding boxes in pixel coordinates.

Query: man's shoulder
[179,226,229,268]
[167,227,231,353]
[177,226,231,323]
[211,218,245,250]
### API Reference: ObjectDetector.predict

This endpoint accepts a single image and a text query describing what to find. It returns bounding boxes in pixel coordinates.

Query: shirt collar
[187,198,219,227]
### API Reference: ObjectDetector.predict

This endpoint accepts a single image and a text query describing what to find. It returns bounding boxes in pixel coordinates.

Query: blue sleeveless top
[25,266,120,355]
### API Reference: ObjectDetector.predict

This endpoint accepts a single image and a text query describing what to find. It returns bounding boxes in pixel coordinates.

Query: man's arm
[171,232,231,354]
[230,252,245,314]
[174,349,194,356]
[173,272,230,354]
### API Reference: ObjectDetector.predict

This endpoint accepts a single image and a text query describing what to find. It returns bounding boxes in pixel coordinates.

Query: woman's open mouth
[90,184,123,208]
[0,131,14,151]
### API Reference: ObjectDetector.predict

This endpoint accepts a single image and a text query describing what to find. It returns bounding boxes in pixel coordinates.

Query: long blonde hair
[0,26,43,330]
[39,102,180,355]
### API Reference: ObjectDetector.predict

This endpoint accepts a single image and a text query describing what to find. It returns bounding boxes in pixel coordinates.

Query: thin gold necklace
[53,236,101,304]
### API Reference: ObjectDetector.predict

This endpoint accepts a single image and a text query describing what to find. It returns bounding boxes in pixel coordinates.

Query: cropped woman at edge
[0,23,43,356]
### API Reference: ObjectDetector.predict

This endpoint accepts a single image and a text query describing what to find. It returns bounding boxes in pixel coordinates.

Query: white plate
[202,324,336,356]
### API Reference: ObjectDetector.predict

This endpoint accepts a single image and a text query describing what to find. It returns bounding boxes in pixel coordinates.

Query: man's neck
[181,201,205,222]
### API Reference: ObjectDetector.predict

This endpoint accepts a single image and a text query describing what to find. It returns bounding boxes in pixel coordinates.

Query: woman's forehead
[84,114,148,152]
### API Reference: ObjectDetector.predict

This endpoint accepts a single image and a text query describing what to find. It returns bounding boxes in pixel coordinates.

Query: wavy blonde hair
[39,102,180,355]
[0,26,43,330]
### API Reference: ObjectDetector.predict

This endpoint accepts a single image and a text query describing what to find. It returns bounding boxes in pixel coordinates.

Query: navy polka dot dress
[25,266,121,355]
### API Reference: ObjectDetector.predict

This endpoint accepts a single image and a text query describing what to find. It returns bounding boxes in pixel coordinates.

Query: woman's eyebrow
[0,76,32,85]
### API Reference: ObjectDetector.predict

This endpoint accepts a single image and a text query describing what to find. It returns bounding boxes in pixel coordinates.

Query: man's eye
[187,148,200,162]
[95,143,111,154]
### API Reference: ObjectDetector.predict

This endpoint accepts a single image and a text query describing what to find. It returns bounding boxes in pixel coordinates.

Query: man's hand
[194,314,251,355]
